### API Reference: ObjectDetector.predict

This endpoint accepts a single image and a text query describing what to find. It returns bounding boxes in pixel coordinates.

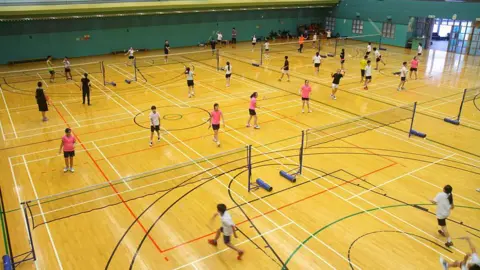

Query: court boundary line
[0,85,18,138]
[60,101,80,127]
[92,141,132,190]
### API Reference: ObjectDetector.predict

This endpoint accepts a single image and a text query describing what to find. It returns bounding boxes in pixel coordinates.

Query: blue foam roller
[3,255,12,270]
[256,178,273,192]
[444,118,460,125]
[410,129,427,138]
[125,79,131,84]
[111,82,117,86]
[279,170,296,183]
[252,63,260,67]
[327,53,334,57]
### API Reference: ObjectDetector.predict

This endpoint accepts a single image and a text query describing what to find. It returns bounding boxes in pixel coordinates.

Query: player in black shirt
[330,69,345,100]
[340,49,345,69]
[164,40,170,63]
[278,56,290,82]
[35,81,48,121]
[80,73,92,105]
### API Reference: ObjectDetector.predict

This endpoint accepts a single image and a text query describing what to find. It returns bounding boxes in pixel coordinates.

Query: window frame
[325,16,336,32]
[382,21,396,39]
[352,19,363,34]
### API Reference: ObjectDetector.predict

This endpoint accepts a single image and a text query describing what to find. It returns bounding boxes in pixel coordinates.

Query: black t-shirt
[283,60,289,70]
[164,43,169,51]
[340,52,345,60]
[81,78,90,90]
[35,88,46,103]
[332,73,343,84]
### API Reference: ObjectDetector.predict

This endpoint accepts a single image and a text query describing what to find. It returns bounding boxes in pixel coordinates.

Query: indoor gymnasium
[0,0,479,269]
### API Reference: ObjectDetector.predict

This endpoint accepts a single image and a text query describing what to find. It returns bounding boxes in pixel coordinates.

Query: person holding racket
[185,65,195,98]
[209,103,225,147]
[278,56,290,82]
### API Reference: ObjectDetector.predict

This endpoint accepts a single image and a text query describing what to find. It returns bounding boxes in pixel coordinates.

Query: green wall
[0,8,328,64]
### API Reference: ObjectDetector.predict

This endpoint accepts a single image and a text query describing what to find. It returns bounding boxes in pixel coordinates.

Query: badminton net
[334,34,382,57]
[0,61,105,85]
[260,40,320,65]
[305,103,416,148]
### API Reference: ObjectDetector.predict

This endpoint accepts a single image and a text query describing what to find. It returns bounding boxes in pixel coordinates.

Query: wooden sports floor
[0,38,479,269]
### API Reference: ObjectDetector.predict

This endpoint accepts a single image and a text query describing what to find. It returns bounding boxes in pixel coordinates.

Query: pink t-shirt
[211,110,222,125]
[62,135,76,152]
[301,85,312,98]
[411,59,419,68]
[249,97,257,110]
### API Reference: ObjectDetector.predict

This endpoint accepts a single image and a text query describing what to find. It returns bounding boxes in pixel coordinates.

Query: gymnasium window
[352,19,363,34]
[382,21,396,38]
[325,17,335,31]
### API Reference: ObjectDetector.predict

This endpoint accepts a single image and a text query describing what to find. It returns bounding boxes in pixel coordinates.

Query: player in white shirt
[185,66,195,98]
[397,61,408,91]
[430,185,454,248]
[124,47,137,66]
[312,52,321,75]
[63,57,72,81]
[366,42,372,56]
[312,32,318,48]
[264,39,270,59]
[440,236,480,270]
[326,29,332,45]
[373,47,386,70]
[251,35,257,51]
[208,204,245,260]
[417,43,423,56]
[217,32,223,47]
[224,61,232,87]
[149,105,161,147]
[363,60,373,90]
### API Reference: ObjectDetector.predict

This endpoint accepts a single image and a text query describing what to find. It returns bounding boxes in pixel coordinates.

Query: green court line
[283,204,480,268]
[0,211,10,256]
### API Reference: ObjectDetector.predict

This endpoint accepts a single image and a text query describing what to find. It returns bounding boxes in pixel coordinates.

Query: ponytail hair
[250,92,257,98]
[226,61,230,71]
[444,185,453,205]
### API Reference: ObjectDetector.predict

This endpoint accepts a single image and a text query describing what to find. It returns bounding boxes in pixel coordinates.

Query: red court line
[161,162,397,253]
[48,99,165,253]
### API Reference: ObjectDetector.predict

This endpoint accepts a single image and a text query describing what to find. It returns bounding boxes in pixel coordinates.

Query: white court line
[346,153,456,201]
[0,120,5,141]
[0,85,18,138]
[174,222,293,270]
[60,101,81,127]
[22,155,64,269]
[92,142,132,190]
[37,72,48,88]
[7,157,39,269]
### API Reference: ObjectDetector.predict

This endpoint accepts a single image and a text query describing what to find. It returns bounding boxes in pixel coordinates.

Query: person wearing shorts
[210,38,216,55]
[410,56,419,80]
[366,42,372,56]
[149,105,160,147]
[440,236,480,270]
[224,61,232,87]
[430,185,454,248]
[312,32,318,48]
[208,204,244,260]
[278,56,290,82]
[231,27,237,46]
[264,39,270,59]
[300,80,312,113]
[340,48,345,69]
[360,55,368,82]
[164,40,170,63]
[81,73,91,105]
[364,60,372,90]
[246,92,260,129]
[330,69,345,100]
[63,57,72,81]
[46,55,55,83]
[417,43,423,56]
[185,66,195,98]
[313,52,321,75]
[125,47,136,66]
[298,35,305,53]
[209,103,224,146]
[35,81,48,122]
[58,128,76,173]
[251,35,257,51]
[374,47,385,70]
[397,61,408,91]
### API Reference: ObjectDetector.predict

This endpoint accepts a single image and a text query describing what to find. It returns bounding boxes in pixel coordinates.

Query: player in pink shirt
[58,128,76,173]
[299,80,312,113]
[246,92,260,129]
[410,56,419,80]
[209,103,224,147]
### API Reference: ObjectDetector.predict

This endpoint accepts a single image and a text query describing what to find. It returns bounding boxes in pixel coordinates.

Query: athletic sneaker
[208,239,217,246]
[149,141,153,147]
[439,257,448,270]
[308,110,312,113]
[302,110,304,113]
[445,241,454,248]
[157,137,160,142]
[217,141,220,147]
[397,87,401,91]
[254,125,260,129]
[477,188,480,192]
[364,86,368,90]
[246,124,251,128]
[438,230,446,237]
[70,167,75,173]
[212,137,217,142]
[237,251,244,260]
[64,167,69,173]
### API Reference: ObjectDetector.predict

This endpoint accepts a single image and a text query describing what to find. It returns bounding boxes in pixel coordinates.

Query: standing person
[231,27,237,47]
[46,55,55,83]
[80,73,91,105]
[299,80,312,113]
[164,40,170,63]
[360,55,368,82]
[340,48,345,69]
[417,43,423,56]
[125,47,137,66]
[210,38,216,56]
[209,103,224,147]
[208,204,245,260]
[374,47,386,70]
[263,39,270,59]
[149,105,161,147]
[278,56,290,82]
[224,61,232,87]
[330,69,345,100]
[251,35,257,51]
[298,35,305,53]
[440,236,480,270]
[326,29,332,45]
[410,56,419,80]
[429,185,454,248]
[58,128,76,173]
[63,57,72,81]
[312,52,321,75]
[216,31,223,47]
[35,81,48,122]
[364,60,372,90]
[185,66,195,98]
[312,32,318,48]
[397,62,408,91]
[366,42,372,56]
[246,92,260,129]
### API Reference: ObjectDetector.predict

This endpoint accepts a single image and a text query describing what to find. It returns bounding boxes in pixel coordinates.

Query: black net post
[216,49,220,71]
[334,38,338,56]
[133,58,138,81]
[101,61,106,86]
[298,131,305,175]
[0,188,14,267]
[247,145,252,192]
[260,44,264,66]
[408,102,417,137]
[456,88,468,122]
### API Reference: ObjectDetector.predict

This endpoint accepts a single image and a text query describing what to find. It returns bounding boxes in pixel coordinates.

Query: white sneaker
[70,167,75,173]
[212,137,217,142]
[331,95,336,100]
[64,167,69,173]
[157,137,160,142]
[149,142,153,147]
[246,124,251,128]
[476,188,480,192]
[308,110,312,113]
[254,125,260,129]
[397,87,401,91]
[217,141,220,147]
[302,110,304,113]
[188,94,192,98]
[439,257,448,270]
[192,92,195,96]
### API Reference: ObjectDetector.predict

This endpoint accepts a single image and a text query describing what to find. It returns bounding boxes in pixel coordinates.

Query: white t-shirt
[252,37,257,43]
[128,49,134,57]
[63,59,70,68]
[149,112,160,126]
[400,66,407,77]
[375,50,381,58]
[365,65,372,76]
[186,71,194,81]
[367,45,372,52]
[326,31,331,38]
[313,55,321,64]
[418,45,423,54]
[264,42,269,50]
[224,65,232,75]
[313,34,317,41]
[433,192,452,219]
[220,211,234,236]
[462,253,480,270]
[217,33,223,41]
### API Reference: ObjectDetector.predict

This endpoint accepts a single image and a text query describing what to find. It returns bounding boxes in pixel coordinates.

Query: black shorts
[437,218,446,226]
[418,53,422,56]
[252,42,256,46]
[410,68,417,72]
[314,63,320,67]
[366,76,372,80]
[376,57,381,62]
[128,56,134,59]
[212,124,220,130]
[219,227,231,244]
[401,77,406,81]
[232,38,236,43]
[340,59,345,64]
[302,97,309,101]
[361,69,365,77]
[63,151,75,158]
[150,125,160,132]
[49,70,55,75]
[65,68,71,73]
[366,51,371,55]
[187,80,194,87]
[164,50,169,55]
[265,49,270,52]
[38,102,48,112]
[249,109,256,116]
[225,74,231,78]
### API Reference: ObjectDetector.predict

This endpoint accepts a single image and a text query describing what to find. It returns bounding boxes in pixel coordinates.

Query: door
[448,20,473,54]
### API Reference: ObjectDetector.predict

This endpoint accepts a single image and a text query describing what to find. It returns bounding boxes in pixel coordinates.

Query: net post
[408,102,417,137]
[100,61,106,86]
[334,38,338,56]
[22,202,36,262]
[317,37,321,53]
[260,43,264,66]
[216,49,220,71]
[456,88,467,122]
[247,145,252,192]
[0,188,14,267]
[298,130,305,175]
[379,36,383,50]
[133,58,138,81]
